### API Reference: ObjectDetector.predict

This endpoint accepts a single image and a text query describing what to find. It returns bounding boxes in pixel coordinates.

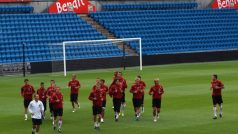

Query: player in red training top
[88,82,104,129]
[136,75,146,113]
[210,74,224,119]
[92,78,108,123]
[130,78,145,121]
[21,79,35,120]
[51,87,64,133]
[46,80,56,119]
[100,79,109,123]
[111,72,118,110]
[115,72,127,117]
[109,79,124,122]
[37,82,47,118]
[149,79,164,122]
[68,74,81,112]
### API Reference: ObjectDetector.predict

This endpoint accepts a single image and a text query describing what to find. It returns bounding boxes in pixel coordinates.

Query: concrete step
[79,15,138,56]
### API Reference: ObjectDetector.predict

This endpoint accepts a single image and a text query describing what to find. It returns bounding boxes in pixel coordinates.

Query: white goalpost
[62,38,142,76]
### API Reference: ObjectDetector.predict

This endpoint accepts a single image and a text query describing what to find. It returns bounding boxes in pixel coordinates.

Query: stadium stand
[0,13,123,64]
[102,2,198,11]
[0,0,31,2]
[89,8,238,55]
[0,6,33,14]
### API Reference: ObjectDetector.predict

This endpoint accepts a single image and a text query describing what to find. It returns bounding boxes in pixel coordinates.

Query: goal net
[50,38,142,76]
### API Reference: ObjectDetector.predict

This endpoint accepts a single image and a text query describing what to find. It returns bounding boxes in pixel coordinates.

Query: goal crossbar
[63,38,142,76]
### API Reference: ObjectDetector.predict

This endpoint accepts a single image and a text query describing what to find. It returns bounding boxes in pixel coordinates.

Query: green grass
[0,61,238,134]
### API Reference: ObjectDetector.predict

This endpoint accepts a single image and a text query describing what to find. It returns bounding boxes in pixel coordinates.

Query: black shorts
[24,99,31,108]
[32,118,42,125]
[92,106,102,115]
[133,99,142,108]
[121,92,126,103]
[53,108,63,117]
[212,96,223,105]
[70,94,78,102]
[113,98,121,113]
[49,102,53,112]
[42,101,47,111]
[152,99,161,108]
[102,100,106,108]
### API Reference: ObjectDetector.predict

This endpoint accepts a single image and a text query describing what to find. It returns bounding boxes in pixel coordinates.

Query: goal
[60,38,142,76]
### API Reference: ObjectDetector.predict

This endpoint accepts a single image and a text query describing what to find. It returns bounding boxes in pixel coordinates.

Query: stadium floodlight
[62,38,142,76]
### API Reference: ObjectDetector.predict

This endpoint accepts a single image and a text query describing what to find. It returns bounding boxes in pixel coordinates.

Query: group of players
[20,71,224,134]
[88,72,165,129]
[21,79,65,134]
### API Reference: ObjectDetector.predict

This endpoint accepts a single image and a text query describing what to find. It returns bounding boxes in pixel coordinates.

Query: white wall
[196,0,213,8]
[29,2,53,13]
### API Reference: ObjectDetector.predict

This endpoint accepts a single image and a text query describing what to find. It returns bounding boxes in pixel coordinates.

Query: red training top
[109,83,123,99]
[92,84,109,101]
[211,80,224,96]
[130,83,145,99]
[118,77,127,92]
[88,88,103,107]
[139,80,146,88]
[68,79,80,94]
[112,76,127,92]
[37,87,47,102]
[21,84,35,100]
[46,86,56,103]
[149,84,164,99]
[51,91,63,109]
[101,84,109,101]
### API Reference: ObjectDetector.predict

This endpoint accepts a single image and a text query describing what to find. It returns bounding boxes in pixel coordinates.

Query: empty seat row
[102,2,198,11]
[90,9,238,55]
[90,8,236,17]
[0,12,124,64]
[0,6,33,14]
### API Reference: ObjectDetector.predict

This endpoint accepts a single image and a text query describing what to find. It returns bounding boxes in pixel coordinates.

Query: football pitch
[0,61,238,134]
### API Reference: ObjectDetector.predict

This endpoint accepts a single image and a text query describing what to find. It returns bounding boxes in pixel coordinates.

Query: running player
[28,94,44,134]
[109,79,123,121]
[51,87,64,133]
[37,82,47,118]
[68,74,81,112]
[46,80,56,119]
[116,72,127,116]
[130,78,145,121]
[21,79,35,120]
[100,79,109,123]
[88,82,104,129]
[210,74,224,119]
[149,79,164,122]
[137,75,146,113]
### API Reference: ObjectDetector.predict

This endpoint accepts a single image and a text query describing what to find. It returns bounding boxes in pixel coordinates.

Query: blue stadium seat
[102,2,198,11]
[90,8,238,55]
[0,12,124,64]
[0,6,33,14]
